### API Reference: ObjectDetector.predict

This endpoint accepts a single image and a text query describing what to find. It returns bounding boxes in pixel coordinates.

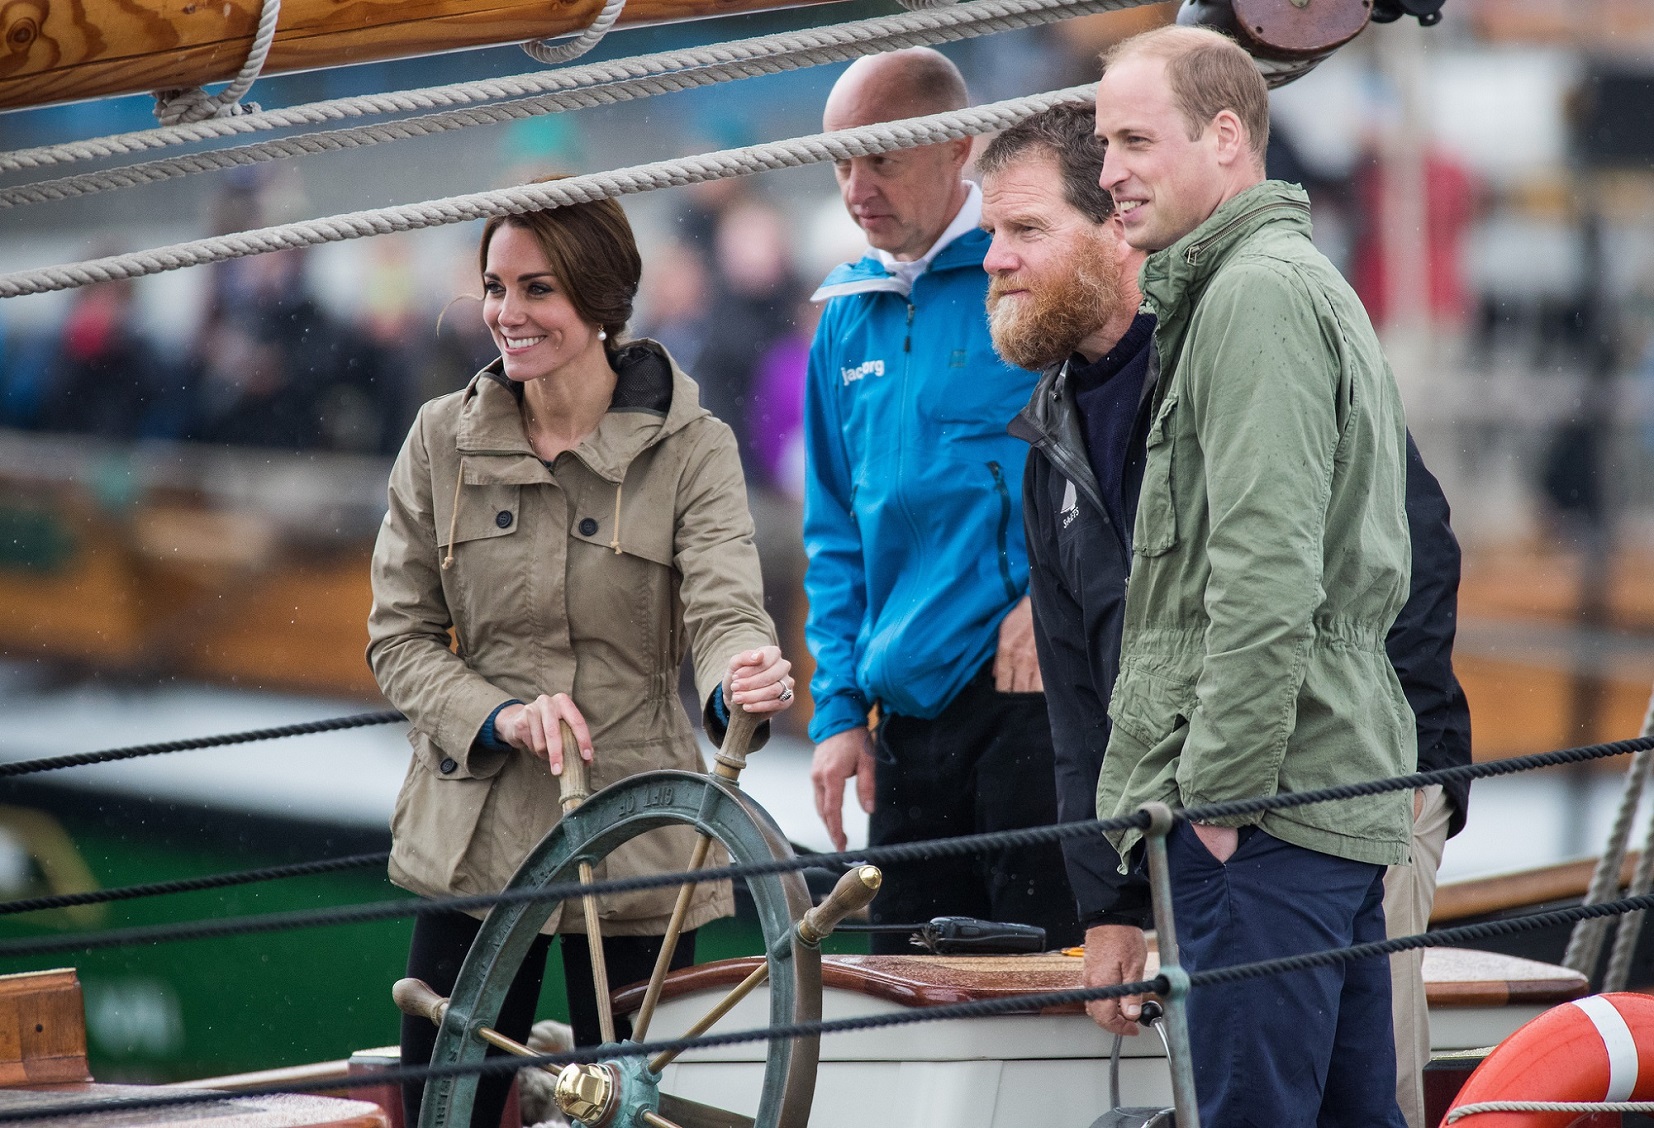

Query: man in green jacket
[1092,26,1412,1126]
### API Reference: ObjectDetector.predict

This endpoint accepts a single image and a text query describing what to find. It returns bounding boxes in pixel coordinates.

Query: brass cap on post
[798,865,882,946]
[554,1062,617,1126]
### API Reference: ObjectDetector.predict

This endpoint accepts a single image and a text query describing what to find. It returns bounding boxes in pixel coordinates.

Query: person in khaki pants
[1380,433,1472,1128]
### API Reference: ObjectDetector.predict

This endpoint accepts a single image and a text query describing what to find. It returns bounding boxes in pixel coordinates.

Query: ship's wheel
[405,712,868,1128]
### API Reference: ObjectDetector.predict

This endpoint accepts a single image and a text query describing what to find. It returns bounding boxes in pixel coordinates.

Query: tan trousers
[1384,784,1452,1128]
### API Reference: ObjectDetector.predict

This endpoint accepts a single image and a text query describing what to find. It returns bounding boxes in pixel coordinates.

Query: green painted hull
[0,779,861,1082]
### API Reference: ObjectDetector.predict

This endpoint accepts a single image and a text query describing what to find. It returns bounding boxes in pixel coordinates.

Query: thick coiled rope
[151,0,283,125]
[0,84,1096,298]
[522,0,628,65]
[0,0,1134,210]
[0,0,1150,176]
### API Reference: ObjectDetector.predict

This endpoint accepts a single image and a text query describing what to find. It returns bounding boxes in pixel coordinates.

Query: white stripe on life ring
[1573,995,1640,1102]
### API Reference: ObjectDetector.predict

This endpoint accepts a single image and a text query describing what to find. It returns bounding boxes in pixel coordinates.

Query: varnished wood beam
[0,0,843,113]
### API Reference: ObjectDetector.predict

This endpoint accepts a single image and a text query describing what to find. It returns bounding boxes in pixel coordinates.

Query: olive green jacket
[1098,182,1415,867]
[368,341,772,933]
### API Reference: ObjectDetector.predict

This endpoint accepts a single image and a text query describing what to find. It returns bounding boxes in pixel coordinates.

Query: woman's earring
[597,328,608,341]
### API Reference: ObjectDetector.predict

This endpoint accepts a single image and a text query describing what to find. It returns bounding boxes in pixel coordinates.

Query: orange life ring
[1444,992,1654,1127]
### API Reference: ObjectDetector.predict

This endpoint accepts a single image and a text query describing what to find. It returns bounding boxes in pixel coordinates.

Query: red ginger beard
[987,230,1130,372]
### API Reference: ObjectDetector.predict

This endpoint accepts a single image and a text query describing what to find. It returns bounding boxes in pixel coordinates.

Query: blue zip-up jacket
[802,227,1040,742]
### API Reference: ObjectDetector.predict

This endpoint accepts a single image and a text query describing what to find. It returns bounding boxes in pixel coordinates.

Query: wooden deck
[614,946,1590,1015]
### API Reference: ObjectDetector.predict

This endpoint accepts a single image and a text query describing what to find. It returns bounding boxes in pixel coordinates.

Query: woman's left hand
[724,646,794,715]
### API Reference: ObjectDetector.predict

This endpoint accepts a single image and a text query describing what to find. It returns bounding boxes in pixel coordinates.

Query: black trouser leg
[400,907,553,1128]
[560,930,698,1046]
[868,668,1080,953]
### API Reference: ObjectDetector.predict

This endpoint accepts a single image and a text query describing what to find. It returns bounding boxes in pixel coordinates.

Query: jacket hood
[456,338,708,484]
[1138,180,1313,330]
[811,227,992,303]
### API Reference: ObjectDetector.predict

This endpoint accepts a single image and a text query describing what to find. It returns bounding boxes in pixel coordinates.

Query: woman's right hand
[493,693,593,775]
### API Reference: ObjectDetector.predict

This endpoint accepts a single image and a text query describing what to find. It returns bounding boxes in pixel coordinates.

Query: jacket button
[578,517,598,536]
[439,757,458,775]
[495,511,513,529]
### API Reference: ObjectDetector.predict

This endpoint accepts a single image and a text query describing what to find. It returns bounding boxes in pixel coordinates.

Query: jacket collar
[454,339,706,484]
[811,226,991,303]
[1010,358,1110,520]
[1010,316,1160,534]
[1138,180,1313,328]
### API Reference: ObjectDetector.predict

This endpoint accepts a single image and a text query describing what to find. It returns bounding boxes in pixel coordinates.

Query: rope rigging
[0,852,389,917]
[0,710,404,779]
[1,889,1652,1124]
[0,0,1135,211]
[3,731,1650,957]
[1564,681,1654,985]
[0,0,1150,176]
[0,6,1604,1123]
[0,83,1097,299]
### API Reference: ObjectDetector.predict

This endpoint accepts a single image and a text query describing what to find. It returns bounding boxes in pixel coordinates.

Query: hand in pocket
[1192,823,1239,863]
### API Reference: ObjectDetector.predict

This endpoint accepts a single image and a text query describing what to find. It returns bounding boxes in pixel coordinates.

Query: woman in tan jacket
[367,189,794,1128]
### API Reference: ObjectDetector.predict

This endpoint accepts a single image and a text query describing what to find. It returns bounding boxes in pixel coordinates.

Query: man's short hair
[869,48,970,118]
[1102,25,1269,162]
[978,103,1114,224]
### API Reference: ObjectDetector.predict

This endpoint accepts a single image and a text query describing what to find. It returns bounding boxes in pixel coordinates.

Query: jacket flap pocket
[1136,392,1180,558]
[1145,390,1179,447]
[1107,662,1195,749]
[436,485,521,550]
[569,500,674,567]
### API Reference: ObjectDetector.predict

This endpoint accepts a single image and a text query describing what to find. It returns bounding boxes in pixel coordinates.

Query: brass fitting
[553,1062,616,1126]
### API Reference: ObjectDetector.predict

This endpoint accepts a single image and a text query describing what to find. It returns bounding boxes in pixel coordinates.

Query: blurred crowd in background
[2,1,1654,731]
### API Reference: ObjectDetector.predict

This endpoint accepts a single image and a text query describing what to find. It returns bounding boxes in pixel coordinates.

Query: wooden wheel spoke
[632,833,713,1043]
[650,867,881,1074]
[416,764,821,1128]
[636,703,763,1044]
[559,721,617,1046]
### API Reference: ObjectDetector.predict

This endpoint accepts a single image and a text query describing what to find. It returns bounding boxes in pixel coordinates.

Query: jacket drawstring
[442,458,465,570]
[610,478,623,554]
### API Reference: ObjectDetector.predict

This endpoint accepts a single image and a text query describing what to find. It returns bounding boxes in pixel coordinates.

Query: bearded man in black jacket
[979,103,1472,1128]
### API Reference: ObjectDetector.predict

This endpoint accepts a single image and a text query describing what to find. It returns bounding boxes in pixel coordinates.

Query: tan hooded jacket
[368,340,773,934]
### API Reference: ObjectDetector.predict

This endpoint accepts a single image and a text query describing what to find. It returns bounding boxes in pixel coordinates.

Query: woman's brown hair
[478,177,643,344]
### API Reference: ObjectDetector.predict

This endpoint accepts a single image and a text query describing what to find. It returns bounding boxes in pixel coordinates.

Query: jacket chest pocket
[435,484,526,631]
[566,482,677,657]
[436,484,523,556]
[1134,392,1180,558]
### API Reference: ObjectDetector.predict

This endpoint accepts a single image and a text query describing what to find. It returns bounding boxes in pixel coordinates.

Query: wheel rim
[418,768,821,1128]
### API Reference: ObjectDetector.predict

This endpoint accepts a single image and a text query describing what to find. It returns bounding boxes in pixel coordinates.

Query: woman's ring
[778,683,794,703]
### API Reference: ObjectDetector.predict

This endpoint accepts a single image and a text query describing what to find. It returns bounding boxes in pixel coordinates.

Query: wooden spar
[0,0,845,114]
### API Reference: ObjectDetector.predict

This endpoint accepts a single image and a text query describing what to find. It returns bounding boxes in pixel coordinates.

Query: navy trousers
[1167,823,1406,1128]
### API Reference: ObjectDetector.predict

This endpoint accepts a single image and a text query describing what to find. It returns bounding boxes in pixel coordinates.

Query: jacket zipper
[987,461,1017,601]
[903,301,915,353]
[1182,199,1312,265]
[1022,361,1124,555]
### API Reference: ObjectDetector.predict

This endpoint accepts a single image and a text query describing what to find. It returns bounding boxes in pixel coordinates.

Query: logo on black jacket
[1060,479,1080,529]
